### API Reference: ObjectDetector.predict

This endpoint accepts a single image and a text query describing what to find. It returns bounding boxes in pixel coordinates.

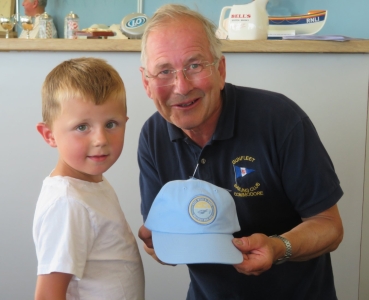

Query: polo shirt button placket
[200,158,206,164]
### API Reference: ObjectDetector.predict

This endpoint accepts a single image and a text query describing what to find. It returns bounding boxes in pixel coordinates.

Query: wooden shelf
[0,38,368,53]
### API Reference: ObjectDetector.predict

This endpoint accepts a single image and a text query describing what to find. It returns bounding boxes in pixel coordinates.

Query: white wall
[360,90,369,299]
[0,51,368,299]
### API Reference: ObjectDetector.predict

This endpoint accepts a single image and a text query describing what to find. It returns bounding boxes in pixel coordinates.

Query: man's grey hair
[140,4,222,67]
[39,0,47,7]
[31,0,47,7]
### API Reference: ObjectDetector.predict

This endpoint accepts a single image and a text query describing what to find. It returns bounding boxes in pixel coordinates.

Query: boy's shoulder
[36,175,117,214]
[41,175,112,194]
[37,176,112,211]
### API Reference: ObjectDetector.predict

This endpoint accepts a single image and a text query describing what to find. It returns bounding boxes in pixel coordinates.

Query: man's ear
[36,122,57,148]
[140,67,153,99]
[32,0,39,8]
[217,55,226,90]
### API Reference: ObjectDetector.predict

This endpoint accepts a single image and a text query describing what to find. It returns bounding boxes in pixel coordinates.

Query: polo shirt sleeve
[279,116,343,218]
[138,124,165,221]
[34,196,95,279]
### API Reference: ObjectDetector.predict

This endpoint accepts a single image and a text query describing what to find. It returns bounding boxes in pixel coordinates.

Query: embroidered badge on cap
[189,196,217,224]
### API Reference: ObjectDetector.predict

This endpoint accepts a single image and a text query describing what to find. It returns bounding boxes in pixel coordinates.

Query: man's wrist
[269,235,292,265]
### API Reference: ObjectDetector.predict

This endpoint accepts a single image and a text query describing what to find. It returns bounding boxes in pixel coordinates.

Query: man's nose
[172,69,193,94]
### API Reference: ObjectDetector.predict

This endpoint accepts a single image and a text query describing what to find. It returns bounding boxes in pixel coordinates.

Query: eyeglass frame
[143,60,218,87]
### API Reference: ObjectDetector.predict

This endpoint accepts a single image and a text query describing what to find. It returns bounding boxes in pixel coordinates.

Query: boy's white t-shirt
[33,176,144,300]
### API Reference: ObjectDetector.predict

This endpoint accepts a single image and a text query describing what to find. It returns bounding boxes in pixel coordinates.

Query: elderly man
[19,0,57,38]
[138,4,343,300]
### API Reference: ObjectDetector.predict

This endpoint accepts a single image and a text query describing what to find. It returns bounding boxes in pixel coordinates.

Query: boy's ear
[36,122,57,148]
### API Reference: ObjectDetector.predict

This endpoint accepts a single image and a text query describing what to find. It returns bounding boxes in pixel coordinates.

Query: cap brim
[152,231,243,265]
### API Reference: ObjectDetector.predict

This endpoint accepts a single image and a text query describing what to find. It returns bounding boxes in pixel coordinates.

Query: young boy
[34,57,144,300]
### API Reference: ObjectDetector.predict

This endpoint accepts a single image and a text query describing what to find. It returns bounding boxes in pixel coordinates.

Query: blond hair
[41,57,126,126]
[140,4,222,67]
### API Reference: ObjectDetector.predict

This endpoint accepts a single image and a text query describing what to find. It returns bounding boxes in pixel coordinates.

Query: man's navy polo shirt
[138,82,343,299]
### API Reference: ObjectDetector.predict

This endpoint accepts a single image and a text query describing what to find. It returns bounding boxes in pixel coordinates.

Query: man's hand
[138,224,153,248]
[232,234,279,276]
[138,225,176,266]
[232,204,343,276]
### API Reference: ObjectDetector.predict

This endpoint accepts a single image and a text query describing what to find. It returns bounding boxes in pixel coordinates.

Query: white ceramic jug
[219,0,269,40]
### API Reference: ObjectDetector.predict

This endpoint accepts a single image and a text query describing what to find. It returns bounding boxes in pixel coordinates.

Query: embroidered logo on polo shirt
[189,196,217,224]
[234,166,255,178]
[232,155,264,198]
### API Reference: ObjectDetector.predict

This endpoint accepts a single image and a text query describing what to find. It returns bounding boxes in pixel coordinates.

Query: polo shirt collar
[166,83,235,142]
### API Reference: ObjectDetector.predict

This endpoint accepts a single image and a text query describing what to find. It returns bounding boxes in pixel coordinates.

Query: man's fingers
[143,244,176,266]
[138,225,153,248]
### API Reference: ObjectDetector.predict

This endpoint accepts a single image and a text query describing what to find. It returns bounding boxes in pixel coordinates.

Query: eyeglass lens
[149,62,215,87]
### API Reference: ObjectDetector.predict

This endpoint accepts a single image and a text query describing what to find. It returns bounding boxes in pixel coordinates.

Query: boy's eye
[106,122,117,129]
[77,125,88,132]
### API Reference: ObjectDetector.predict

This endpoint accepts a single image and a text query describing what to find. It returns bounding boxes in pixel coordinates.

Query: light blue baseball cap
[145,178,243,265]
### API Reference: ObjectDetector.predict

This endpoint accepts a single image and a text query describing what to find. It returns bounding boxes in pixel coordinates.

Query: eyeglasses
[144,61,217,87]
